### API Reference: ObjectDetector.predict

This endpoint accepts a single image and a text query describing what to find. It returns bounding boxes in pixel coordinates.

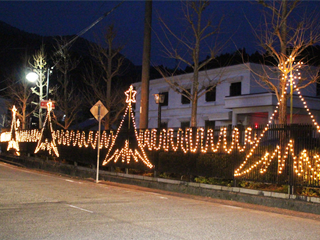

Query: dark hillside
[0,20,139,95]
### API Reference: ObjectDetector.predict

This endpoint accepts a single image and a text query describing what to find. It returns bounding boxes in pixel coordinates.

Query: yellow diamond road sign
[90,100,108,120]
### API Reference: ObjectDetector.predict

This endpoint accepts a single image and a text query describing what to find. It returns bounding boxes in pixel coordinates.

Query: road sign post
[90,101,108,183]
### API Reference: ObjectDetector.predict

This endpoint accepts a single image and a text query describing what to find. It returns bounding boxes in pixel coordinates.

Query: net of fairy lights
[234,58,320,180]
[102,85,153,169]
[34,101,60,157]
[7,106,20,155]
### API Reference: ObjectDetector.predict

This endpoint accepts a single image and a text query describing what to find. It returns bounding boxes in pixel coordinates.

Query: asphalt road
[1,162,320,240]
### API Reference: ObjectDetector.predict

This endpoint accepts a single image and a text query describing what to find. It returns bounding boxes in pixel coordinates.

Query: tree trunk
[279,0,288,125]
[191,69,199,127]
[190,15,201,128]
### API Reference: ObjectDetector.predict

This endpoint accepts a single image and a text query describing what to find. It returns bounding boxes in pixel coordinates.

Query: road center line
[68,204,93,213]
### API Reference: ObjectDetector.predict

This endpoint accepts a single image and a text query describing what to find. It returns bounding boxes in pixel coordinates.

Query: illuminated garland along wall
[1,126,320,183]
[2,129,114,149]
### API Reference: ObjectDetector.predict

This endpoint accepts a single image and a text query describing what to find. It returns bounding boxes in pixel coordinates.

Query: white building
[133,63,320,129]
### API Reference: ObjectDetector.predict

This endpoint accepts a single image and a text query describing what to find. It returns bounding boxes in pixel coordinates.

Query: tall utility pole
[139,0,152,129]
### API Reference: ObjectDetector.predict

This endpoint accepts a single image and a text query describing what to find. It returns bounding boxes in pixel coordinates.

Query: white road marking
[68,204,93,213]
[65,179,83,184]
[222,205,242,209]
[160,196,168,199]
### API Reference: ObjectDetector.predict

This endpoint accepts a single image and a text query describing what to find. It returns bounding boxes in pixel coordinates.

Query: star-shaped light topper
[125,85,137,104]
[12,105,17,116]
[46,101,53,112]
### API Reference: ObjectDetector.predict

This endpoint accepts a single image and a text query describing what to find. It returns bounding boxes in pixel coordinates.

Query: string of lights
[34,101,59,157]
[234,59,320,178]
[138,126,256,153]
[55,130,113,149]
[102,85,153,168]
[7,106,20,155]
[2,67,320,181]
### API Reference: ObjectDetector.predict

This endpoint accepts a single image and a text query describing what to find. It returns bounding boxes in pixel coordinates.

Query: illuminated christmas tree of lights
[34,101,59,157]
[7,105,20,155]
[235,60,320,178]
[102,85,153,168]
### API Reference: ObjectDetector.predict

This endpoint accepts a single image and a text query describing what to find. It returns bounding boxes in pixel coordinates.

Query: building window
[205,120,215,131]
[181,89,190,104]
[317,83,320,96]
[230,82,241,96]
[160,122,168,129]
[205,87,216,102]
[160,92,168,106]
[181,121,190,129]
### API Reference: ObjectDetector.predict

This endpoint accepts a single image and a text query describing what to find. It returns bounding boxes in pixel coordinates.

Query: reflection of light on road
[68,204,93,213]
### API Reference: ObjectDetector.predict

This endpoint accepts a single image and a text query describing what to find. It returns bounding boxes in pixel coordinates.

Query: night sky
[0,1,319,68]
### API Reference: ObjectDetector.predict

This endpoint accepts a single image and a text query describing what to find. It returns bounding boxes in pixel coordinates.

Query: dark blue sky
[0,1,318,68]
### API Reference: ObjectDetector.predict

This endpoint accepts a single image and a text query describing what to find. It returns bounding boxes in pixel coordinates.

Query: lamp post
[26,67,51,128]
[26,69,43,128]
[153,93,164,178]
[153,93,165,129]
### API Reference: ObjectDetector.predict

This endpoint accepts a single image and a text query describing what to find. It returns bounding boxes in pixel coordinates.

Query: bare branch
[155,0,226,127]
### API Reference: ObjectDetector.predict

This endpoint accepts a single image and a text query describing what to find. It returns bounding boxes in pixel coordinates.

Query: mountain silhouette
[0,20,140,93]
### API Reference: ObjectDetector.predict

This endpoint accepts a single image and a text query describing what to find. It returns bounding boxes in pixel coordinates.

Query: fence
[2,124,320,189]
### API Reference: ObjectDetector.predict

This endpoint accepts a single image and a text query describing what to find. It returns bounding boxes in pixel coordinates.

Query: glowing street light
[153,93,165,129]
[26,72,39,82]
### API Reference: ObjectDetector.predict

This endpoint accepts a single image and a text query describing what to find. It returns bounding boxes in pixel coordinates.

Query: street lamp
[26,72,39,82]
[153,93,165,178]
[26,67,50,129]
[153,93,165,129]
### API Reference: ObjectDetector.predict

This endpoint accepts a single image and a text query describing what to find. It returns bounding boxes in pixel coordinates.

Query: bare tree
[83,64,126,129]
[5,56,35,129]
[254,0,320,124]
[52,37,82,129]
[156,0,225,127]
[29,45,48,128]
[84,24,126,130]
